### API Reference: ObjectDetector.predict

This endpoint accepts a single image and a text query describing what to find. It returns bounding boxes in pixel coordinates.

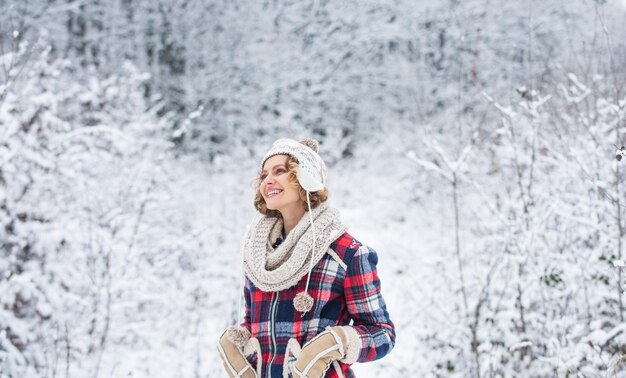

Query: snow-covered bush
[0,42,233,377]
[407,72,626,377]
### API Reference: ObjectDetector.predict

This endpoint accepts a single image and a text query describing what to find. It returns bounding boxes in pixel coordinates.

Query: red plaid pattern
[241,232,395,377]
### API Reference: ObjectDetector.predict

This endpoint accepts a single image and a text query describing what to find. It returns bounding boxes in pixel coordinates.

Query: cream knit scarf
[242,202,348,292]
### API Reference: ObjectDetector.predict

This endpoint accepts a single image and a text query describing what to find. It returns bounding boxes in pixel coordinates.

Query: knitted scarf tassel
[293,191,316,314]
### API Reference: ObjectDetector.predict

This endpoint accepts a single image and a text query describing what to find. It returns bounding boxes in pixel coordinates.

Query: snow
[3,0,626,377]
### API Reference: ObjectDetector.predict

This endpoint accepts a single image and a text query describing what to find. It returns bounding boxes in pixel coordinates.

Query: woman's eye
[260,175,267,180]
[276,168,285,174]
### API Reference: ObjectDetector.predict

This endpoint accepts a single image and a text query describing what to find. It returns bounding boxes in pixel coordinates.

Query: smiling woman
[217,138,395,378]
[253,154,328,235]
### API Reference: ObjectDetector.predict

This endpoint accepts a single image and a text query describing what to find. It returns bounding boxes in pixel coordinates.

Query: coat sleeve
[344,244,396,362]
[240,276,252,333]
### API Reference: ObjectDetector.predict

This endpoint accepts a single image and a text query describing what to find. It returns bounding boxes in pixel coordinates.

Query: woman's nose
[263,174,275,184]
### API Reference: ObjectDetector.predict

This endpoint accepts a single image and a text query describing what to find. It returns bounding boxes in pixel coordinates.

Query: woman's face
[260,154,301,215]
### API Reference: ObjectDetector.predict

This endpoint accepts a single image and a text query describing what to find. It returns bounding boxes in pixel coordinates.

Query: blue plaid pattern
[241,232,395,377]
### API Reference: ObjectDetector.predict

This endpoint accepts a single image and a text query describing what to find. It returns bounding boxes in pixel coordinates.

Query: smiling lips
[266,189,283,198]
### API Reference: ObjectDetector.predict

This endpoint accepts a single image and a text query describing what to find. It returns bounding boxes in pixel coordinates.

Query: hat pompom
[294,291,314,313]
[299,138,319,153]
[226,325,251,349]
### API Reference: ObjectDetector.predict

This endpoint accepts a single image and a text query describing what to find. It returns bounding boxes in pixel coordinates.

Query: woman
[218,138,395,378]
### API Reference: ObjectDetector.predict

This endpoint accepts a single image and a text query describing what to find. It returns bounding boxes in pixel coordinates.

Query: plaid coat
[241,232,395,377]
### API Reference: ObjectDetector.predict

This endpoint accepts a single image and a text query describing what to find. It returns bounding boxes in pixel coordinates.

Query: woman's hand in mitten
[292,326,360,378]
[217,326,260,378]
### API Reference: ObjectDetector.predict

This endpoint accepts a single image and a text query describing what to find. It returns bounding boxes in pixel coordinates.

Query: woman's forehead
[262,154,289,171]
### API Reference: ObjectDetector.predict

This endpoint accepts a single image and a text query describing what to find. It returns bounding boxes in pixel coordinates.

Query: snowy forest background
[1,0,626,377]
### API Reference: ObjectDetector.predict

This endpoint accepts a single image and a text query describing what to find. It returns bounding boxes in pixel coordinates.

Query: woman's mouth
[267,189,283,198]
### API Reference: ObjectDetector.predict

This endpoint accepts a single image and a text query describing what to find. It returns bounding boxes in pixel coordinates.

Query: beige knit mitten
[217,326,261,378]
[292,326,360,378]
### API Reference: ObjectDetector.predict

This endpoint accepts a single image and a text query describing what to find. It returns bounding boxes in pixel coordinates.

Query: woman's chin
[265,202,280,211]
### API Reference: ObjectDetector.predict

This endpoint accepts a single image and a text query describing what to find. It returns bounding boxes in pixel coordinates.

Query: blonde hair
[252,155,328,217]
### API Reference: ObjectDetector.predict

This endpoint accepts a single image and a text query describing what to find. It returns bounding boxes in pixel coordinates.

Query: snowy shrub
[407,72,626,377]
[0,42,226,377]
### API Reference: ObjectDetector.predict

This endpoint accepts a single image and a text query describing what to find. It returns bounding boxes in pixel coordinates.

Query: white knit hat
[260,137,327,313]
[261,138,327,192]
